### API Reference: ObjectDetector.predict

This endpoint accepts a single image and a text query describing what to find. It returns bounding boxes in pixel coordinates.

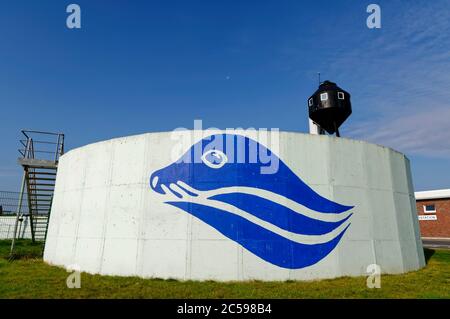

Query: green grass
[0,240,449,298]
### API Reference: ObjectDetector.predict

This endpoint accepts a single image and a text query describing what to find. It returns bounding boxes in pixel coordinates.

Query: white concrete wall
[44,131,425,281]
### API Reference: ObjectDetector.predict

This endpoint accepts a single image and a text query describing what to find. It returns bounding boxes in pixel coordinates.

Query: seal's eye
[201,149,228,169]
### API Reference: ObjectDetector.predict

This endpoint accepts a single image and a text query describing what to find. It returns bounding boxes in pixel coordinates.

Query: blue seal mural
[150,134,354,269]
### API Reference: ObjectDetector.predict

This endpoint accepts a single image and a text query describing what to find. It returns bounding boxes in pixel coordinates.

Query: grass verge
[0,240,449,298]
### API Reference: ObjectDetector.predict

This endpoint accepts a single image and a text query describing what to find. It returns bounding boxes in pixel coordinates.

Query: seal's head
[150,133,278,196]
[150,133,352,214]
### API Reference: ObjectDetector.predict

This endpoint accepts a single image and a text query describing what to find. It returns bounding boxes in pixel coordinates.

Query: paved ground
[422,238,450,249]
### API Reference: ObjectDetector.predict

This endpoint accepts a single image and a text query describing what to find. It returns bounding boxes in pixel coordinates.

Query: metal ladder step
[29,184,56,188]
[27,177,56,181]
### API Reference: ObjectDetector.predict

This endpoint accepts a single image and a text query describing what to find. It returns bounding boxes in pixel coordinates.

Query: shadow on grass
[424,248,435,264]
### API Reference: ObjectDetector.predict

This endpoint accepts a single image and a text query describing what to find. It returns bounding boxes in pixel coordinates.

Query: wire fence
[0,191,31,239]
[0,191,29,216]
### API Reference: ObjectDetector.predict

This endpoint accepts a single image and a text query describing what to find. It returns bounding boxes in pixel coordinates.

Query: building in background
[415,189,450,239]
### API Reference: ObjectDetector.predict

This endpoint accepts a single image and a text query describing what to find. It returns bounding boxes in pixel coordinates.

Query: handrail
[21,130,65,137]
[19,150,58,154]
[21,140,59,145]
[18,130,65,163]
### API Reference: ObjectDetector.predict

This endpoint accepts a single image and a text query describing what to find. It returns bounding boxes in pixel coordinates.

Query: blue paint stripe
[209,192,352,235]
[167,201,350,269]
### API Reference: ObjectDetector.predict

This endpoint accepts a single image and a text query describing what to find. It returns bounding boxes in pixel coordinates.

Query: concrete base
[44,131,425,281]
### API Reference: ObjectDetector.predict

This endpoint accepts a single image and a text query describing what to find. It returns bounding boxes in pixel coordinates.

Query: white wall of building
[44,131,425,281]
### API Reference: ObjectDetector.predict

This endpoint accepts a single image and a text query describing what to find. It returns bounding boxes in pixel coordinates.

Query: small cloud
[345,106,450,159]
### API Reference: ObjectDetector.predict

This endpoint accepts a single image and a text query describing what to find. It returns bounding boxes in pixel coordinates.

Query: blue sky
[0,0,449,191]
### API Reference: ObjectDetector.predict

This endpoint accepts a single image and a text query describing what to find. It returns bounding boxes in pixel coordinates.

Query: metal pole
[10,172,27,255]
[60,134,65,156]
[334,122,340,137]
[55,135,60,162]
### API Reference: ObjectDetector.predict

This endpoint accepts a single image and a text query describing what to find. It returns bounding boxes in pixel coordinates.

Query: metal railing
[19,130,65,162]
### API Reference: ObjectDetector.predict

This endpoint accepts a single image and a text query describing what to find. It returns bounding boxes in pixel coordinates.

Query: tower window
[423,204,436,213]
[308,98,313,107]
[338,92,345,100]
[320,93,328,101]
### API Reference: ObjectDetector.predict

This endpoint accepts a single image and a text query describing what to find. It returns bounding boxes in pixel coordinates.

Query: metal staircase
[12,130,64,245]
[24,166,57,241]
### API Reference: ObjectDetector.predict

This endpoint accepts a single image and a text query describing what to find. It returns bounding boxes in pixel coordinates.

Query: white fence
[0,216,32,239]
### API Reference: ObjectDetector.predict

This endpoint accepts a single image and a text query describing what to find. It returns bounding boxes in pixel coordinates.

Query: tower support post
[309,119,325,135]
